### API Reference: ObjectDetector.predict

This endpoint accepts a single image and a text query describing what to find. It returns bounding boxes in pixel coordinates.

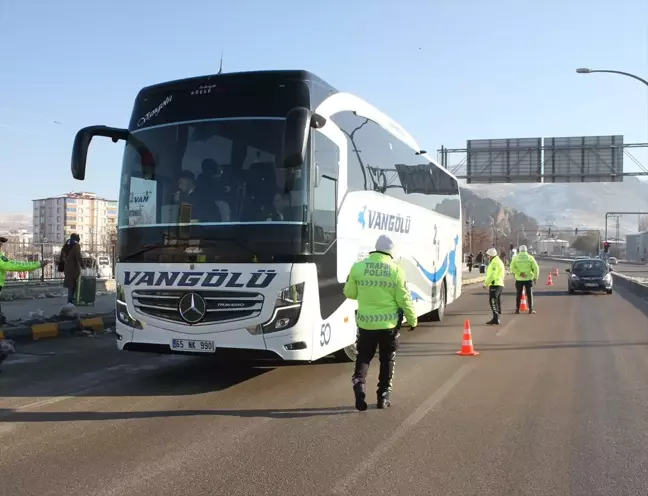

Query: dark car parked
[566,259,613,295]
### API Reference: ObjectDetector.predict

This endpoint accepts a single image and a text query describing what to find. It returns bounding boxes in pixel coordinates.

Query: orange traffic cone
[520,288,529,312]
[546,273,554,286]
[456,320,479,356]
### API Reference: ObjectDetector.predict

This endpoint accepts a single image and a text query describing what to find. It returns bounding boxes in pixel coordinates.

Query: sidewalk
[0,294,116,322]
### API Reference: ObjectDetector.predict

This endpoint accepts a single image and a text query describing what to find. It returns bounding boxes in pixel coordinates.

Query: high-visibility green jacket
[343,251,417,330]
[510,252,540,281]
[0,252,42,288]
[485,255,505,287]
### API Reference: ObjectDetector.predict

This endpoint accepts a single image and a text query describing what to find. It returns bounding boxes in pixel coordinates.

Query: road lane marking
[496,318,517,337]
[331,363,475,494]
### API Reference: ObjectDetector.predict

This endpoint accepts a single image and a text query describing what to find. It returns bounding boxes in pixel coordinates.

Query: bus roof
[136,70,336,99]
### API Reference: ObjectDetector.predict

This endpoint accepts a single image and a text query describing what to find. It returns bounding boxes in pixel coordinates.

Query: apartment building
[32,192,117,250]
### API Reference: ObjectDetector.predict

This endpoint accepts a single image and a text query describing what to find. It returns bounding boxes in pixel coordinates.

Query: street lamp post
[465,219,474,254]
[576,68,648,88]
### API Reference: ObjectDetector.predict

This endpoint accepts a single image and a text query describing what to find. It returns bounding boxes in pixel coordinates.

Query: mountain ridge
[464,177,648,234]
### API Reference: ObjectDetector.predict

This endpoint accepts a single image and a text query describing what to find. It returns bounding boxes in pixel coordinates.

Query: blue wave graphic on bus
[410,290,424,302]
[414,235,461,287]
[414,254,449,283]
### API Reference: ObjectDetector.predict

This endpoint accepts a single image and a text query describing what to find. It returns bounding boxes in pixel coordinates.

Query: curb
[611,272,648,298]
[463,276,486,285]
[0,313,116,343]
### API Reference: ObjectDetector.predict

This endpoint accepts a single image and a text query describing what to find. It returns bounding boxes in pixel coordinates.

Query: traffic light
[604,242,610,253]
[548,227,552,236]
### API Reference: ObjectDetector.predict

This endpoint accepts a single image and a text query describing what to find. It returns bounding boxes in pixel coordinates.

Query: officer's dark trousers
[515,280,534,311]
[488,285,503,319]
[352,328,399,394]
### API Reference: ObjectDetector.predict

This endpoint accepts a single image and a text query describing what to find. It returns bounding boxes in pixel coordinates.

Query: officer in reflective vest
[509,244,539,314]
[343,235,417,411]
[483,247,505,325]
[0,236,49,326]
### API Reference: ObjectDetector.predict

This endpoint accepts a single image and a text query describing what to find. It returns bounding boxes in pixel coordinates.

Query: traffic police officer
[0,236,48,371]
[343,235,417,411]
[509,245,539,314]
[483,247,505,325]
[0,236,49,325]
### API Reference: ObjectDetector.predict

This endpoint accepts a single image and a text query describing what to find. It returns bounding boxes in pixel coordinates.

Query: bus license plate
[171,339,215,353]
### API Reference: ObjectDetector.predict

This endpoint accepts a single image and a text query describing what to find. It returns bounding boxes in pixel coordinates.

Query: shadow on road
[614,285,648,319]
[0,405,356,423]
[0,344,353,399]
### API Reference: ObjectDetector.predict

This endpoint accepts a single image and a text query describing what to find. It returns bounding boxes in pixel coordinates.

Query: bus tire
[334,344,358,362]
[429,280,446,322]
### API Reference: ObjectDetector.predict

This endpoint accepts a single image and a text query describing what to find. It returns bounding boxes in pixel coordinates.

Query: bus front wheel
[429,280,446,322]
[334,343,358,362]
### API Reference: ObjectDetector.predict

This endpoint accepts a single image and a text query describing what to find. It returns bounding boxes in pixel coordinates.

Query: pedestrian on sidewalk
[0,236,50,326]
[343,234,417,411]
[467,253,474,273]
[483,247,505,325]
[59,234,83,307]
[510,245,539,314]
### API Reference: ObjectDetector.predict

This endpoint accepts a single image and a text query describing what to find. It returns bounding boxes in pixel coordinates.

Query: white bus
[70,70,462,362]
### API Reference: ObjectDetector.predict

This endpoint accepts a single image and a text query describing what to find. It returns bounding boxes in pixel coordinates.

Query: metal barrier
[1,240,116,284]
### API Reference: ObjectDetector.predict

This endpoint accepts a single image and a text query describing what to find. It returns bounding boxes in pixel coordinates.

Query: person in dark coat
[59,233,83,304]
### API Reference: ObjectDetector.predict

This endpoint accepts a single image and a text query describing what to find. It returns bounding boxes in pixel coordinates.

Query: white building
[32,192,117,250]
[625,231,648,262]
[533,238,570,255]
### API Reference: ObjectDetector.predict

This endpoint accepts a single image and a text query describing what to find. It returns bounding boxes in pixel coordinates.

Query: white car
[607,257,618,265]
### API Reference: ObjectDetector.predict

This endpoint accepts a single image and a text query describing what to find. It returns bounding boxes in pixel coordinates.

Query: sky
[1,0,647,215]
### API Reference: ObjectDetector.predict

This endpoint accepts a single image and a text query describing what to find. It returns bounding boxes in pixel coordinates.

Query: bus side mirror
[71,125,128,180]
[283,107,326,168]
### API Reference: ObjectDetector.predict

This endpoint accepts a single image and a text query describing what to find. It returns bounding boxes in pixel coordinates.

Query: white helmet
[519,245,528,252]
[486,247,498,257]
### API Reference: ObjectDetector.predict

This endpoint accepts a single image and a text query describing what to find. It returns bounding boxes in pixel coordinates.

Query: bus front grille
[131,289,264,324]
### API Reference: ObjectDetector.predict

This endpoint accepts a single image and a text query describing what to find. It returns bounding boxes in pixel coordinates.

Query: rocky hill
[460,187,540,242]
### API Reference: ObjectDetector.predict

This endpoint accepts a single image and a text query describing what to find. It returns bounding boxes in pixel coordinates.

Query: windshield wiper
[120,243,168,262]
[119,238,257,263]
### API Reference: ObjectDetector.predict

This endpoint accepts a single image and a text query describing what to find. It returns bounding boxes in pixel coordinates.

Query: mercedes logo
[178,292,207,324]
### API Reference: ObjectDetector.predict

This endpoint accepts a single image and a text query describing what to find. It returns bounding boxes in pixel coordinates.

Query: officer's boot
[486,313,501,325]
[353,383,368,412]
[377,390,391,409]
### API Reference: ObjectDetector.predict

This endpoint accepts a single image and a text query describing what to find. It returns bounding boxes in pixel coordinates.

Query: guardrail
[1,240,115,284]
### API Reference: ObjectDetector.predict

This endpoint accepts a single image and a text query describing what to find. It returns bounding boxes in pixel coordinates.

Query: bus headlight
[275,282,305,306]
[259,282,305,334]
[116,283,143,329]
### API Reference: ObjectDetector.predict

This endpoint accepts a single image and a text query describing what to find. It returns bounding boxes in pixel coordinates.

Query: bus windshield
[118,118,307,228]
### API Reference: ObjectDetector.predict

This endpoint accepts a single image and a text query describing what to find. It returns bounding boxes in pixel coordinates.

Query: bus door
[309,122,355,358]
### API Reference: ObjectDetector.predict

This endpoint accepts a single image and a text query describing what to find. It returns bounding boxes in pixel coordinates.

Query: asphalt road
[1,261,648,496]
